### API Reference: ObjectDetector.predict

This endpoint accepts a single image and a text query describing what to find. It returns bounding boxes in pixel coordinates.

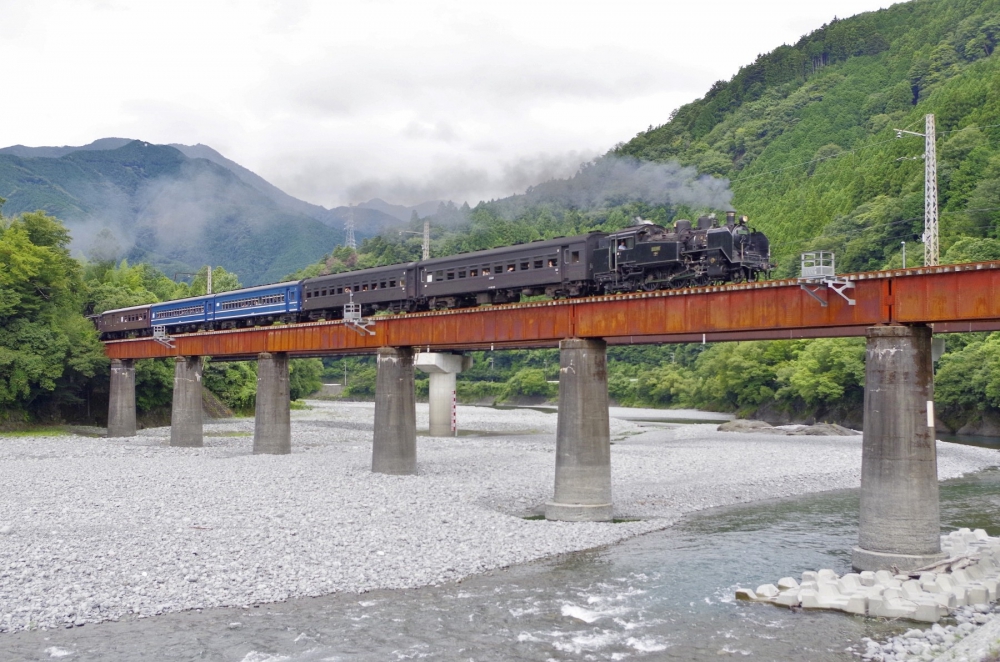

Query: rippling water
[5,465,1000,662]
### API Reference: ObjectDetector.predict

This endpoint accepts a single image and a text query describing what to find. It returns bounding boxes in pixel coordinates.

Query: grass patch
[0,426,71,438]
[207,431,252,438]
[289,400,312,411]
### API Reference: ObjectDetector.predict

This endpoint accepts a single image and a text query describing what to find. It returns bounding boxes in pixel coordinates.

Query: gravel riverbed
[0,401,997,635]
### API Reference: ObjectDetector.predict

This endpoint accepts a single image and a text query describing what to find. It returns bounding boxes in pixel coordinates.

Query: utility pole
[894,114,939,266]
[422,218,430,260]
[901,242,907,269]
[206,265,212,294]
[345,206,357,250]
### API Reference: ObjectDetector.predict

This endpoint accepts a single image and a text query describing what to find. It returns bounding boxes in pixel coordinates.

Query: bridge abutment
[108,358,136,438]
[254,352,291,455]
[546,338,613,522]
[373,346,417,475]
[415,352,470,436]
[853,325,945,572]
[170,357,203,447]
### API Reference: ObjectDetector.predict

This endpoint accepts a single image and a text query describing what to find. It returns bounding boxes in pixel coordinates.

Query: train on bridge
[95,212,773,340]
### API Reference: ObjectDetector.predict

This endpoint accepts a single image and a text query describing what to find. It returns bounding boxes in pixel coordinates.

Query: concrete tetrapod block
[170,357,203,447]
[254,352,291,455]
[372,347,417,475]
[854,326,947,572]
[775,590,801,607]
[546,339,612,522]
[108,358,136,437]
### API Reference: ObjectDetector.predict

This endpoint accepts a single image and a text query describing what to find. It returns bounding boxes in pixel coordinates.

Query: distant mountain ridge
[0,139,407,284]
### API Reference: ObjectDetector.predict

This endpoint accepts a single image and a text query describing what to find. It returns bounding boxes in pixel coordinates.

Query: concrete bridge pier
[546,338,613,522]
[254,352,291,455]
[853,325,946,572]
[107,358,136,438]
[372,346,417,475]
[170,357,203,447]
[415,352,471,436]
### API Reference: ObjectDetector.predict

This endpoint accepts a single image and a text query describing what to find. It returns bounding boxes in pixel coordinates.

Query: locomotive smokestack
[726,211,736,226]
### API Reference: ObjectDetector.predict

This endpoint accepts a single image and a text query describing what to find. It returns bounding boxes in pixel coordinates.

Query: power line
[730,120,1000,193]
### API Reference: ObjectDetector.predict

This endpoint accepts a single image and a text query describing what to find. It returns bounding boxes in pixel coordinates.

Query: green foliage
[0,210,107,422]
[289,359,323,401]
[613,0,1000,276]
[202,361,258,413]
[777,338,866,406]
[343,366,377,398]
[134,359,175,413]
[936,332,1000,427]
[501,368,557,401]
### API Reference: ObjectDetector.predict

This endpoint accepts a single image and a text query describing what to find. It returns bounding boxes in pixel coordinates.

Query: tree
[289,359,323,400]
[0,211,107,422]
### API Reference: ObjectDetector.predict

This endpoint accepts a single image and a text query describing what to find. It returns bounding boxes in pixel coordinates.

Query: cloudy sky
[1,0,896,208]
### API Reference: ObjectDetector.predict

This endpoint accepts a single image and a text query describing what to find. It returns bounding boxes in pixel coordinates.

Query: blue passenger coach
[150,294,214,330]
[212,281,302,326]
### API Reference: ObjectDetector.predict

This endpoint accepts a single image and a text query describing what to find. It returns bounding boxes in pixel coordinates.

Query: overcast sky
[0,0,898,208]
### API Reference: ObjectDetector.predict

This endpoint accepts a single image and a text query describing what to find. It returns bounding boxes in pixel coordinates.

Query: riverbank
[0,401,996,635]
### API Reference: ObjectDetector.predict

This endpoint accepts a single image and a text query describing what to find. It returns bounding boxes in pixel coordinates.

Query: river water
[4,462,1000,661]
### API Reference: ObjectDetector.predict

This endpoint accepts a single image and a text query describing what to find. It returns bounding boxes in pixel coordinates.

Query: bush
[203,360,258,414]
[501,368,557,401]
[289,358,323,400]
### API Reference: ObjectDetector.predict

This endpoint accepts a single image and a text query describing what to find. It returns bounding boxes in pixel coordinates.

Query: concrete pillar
[372,347,417,475]
[853,325,946,572]
[170,357,203,447]
[254,352,291,455]
[107,358,136,437]
[546,338,612,522]
[415,352,472,436]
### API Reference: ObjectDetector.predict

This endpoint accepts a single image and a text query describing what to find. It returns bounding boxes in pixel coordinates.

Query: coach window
[520,261,529,270]
[507,264,515,272]
[389,280,396,287]
[380,281,387,289]
[571,251,581,263]
[434,271,443,282]
[470,268,478,277]
[548,257,558,268]
[458,270,466,278]
[362,284,369,291]
[534,259,543,269]
[447,271,455,280]
[482,267,490,275]
[321,289,327,296]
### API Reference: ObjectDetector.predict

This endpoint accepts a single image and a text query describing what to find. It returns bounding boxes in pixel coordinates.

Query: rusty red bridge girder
[103,262,1000,360]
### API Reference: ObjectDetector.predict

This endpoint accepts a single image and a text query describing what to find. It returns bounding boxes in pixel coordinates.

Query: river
[4,454,999,661]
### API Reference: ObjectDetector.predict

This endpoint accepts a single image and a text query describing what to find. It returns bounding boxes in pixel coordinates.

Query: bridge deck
[103,262,1000,359]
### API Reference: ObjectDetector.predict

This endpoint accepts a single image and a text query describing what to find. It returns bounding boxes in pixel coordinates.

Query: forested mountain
[0,140,401,284]
[616,0,1000,274]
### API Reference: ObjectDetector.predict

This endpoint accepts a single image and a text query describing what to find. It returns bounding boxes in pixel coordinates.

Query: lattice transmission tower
[345,206,357,250]
[894,114,939,266]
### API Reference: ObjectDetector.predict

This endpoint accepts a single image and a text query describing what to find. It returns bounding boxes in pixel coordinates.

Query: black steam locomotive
[96,212,772,339]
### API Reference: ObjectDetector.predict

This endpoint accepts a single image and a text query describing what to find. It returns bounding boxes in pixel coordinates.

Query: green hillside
[0,141,381,284]
[616,0,1000,274]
